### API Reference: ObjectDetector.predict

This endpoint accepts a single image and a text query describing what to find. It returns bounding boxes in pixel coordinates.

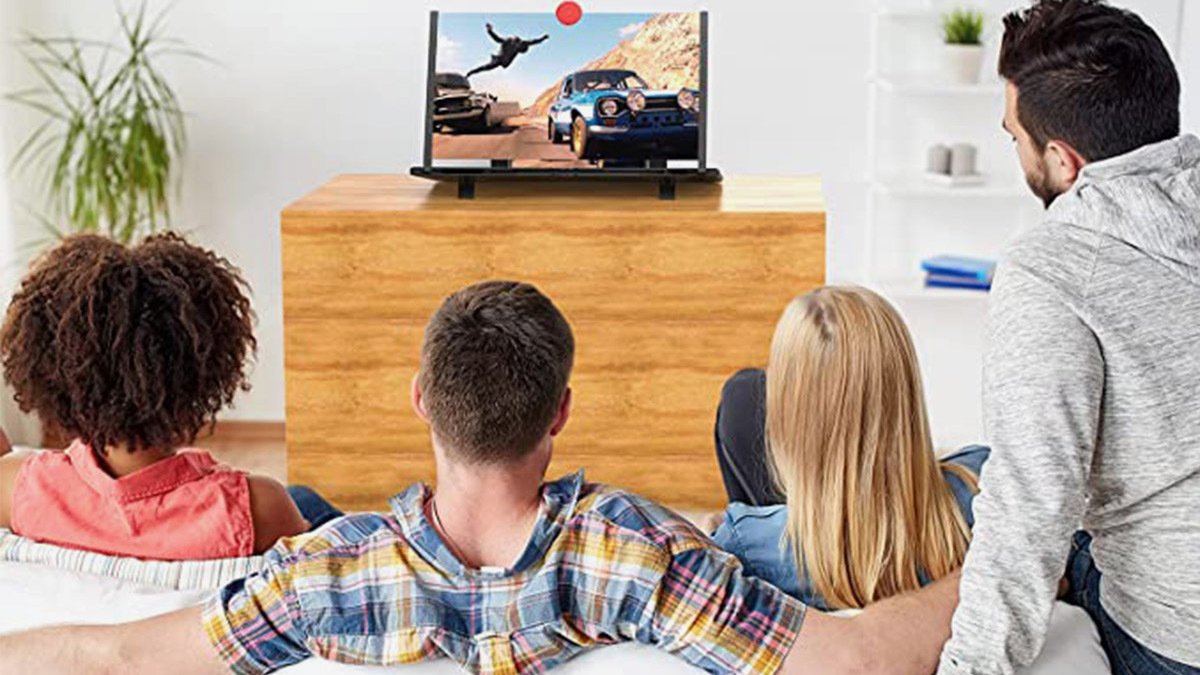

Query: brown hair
[998,0,1179,160]
[767,286,975,609]
[418,281,574,463]
[0,233,256,451]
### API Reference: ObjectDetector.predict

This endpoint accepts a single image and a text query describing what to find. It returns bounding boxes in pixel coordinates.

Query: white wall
[1185,2,1199,130]
[0,1,1194,450]
[0,0,877,423]
[0,2,45,444]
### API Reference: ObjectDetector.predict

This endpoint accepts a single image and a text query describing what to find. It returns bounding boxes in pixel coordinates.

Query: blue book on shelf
[925,273,992,291]
[920,255,996,282]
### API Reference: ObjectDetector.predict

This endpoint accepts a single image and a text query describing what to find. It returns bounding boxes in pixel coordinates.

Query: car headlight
[599,98,620,117]
[627,90,646,113]
[677,89,696,112]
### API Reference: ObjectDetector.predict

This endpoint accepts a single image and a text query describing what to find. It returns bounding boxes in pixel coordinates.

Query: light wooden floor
[200,423,288,484]
[37,422,288,484]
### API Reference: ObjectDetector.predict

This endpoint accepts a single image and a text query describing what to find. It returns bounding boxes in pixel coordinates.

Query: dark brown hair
[418,281,574,463]
[998,0,1179,161]
[0,233,256,451]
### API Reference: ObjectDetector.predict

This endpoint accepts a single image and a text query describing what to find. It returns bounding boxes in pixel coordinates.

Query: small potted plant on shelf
[7,2,202,246]
[941,7,985,85]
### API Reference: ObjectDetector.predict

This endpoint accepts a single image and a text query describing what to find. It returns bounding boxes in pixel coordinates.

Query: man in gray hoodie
[939,1,1200,674]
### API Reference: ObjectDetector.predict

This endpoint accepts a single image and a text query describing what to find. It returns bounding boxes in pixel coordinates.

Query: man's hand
[780,570,962,675]
[486,22,494,30]
[0,606,228,675]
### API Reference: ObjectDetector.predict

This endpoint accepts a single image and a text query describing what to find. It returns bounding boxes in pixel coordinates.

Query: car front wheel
[472,106,491,132]
[571,117,591,159]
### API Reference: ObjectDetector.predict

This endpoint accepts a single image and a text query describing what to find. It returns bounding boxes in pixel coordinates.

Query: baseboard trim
[198,421,286,443]
[42,420,286,449]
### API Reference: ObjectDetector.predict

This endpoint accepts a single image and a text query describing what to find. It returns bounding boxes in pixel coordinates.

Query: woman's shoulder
[712,503,785,547]
[713,502,786,553]
[713,502,822,607]
[722,501,788,524]
[941,444,990,476]
[939,445,991,528]
[4,448,68,489]
[0,451,37,528]
[246,475,309,554]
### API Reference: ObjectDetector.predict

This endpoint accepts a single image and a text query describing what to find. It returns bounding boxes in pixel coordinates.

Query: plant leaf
[6,0,206,243]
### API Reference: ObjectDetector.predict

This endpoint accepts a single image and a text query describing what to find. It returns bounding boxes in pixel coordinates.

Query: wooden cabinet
[282,175,825,511]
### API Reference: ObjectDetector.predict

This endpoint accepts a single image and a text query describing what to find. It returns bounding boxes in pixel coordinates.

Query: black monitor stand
[457,176,476,200]
[644,160,676,200]
[415,160,720,202]
[458,160,514,199]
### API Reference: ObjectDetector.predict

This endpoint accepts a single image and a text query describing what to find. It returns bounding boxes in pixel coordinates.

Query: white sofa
[0,533,1110,674]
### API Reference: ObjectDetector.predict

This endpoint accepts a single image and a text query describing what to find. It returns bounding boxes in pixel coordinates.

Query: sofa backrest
[0,529,263,591]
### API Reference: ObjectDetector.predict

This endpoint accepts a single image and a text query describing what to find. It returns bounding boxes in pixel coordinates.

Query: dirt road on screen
[432,119,589,167]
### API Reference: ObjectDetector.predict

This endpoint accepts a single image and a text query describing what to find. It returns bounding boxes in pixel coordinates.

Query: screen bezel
[421,10,709,173]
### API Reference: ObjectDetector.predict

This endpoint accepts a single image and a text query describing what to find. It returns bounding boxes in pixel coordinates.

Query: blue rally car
[546,69,701,161]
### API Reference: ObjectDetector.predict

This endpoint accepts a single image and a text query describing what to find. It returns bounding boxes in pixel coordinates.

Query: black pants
[714,368,784,506]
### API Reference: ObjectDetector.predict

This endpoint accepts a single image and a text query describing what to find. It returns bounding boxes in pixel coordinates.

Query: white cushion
[0,561,210,632]
[0,561,1107,674]
[0,529,263,591]
[1026,602,1110,674]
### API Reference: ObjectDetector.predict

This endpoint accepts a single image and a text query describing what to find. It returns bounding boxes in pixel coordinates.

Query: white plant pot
[942,44,985,84]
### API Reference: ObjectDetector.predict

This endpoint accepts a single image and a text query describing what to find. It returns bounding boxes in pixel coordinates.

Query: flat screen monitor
[420,10,708,172]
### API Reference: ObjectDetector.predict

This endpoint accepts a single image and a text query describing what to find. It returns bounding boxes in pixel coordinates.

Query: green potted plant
[7,3,200,245]
[941,8,986,85]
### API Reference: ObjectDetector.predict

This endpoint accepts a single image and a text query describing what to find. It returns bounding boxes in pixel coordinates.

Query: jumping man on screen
[466,23,548,78]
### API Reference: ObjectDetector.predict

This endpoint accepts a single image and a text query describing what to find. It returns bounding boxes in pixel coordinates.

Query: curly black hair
[0,233,257,451]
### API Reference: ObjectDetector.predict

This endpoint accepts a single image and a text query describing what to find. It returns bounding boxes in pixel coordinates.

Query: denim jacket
[712,445,990,610]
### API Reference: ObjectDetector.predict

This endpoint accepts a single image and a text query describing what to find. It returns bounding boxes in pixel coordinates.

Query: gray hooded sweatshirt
[939,134,1200,673]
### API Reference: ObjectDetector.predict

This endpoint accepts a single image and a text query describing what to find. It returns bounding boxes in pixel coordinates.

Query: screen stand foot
[658,177,677,201]
[457,177,476,200]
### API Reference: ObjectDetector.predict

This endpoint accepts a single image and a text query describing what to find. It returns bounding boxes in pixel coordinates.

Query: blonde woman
[711,286,989,609]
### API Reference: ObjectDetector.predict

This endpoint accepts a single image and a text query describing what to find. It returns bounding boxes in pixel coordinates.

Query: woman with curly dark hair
[0,233,313,560]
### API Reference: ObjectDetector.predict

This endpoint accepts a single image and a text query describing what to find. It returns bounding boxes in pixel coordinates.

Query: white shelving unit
[863,1,1041,303]
[858,0,1184,449]
[871,75,1001,97]
[870,174,1027,198]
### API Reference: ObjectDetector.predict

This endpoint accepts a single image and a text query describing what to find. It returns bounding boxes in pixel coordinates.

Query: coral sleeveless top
[10,440,254,561]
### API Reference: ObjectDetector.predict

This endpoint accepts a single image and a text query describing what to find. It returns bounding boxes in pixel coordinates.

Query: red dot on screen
[556,1,582,26]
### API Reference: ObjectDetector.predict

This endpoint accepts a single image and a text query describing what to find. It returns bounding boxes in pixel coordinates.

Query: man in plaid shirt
[0,281,960,674]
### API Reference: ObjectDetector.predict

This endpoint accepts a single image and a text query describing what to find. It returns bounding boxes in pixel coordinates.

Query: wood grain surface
[283,175,824,511]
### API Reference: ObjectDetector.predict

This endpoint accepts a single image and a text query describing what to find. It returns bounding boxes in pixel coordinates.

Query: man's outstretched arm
[781,570,961,675]
[528,34,550,45]
[0,541,315,675]
[0,606,228,675]
[486,22,504,42]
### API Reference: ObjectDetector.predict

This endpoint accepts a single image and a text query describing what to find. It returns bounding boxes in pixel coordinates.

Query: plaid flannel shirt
[202,471,805,674]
